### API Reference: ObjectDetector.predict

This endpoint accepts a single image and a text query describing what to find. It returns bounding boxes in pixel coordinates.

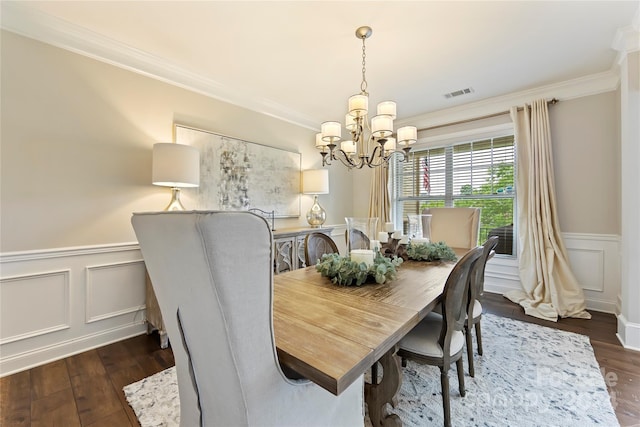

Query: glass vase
[407,214,432,243]
[345,217,379,251]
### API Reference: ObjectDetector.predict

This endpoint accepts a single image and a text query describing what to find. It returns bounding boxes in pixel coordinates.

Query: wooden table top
[273,257,459,396]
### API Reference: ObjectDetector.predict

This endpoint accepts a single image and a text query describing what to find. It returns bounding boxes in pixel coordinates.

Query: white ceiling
[2,1,638,130]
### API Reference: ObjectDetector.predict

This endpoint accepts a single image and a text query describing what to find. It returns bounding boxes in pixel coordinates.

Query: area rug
[124,313,619,426]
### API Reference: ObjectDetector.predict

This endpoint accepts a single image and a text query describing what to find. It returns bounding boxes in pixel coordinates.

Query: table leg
[365,345,402,427]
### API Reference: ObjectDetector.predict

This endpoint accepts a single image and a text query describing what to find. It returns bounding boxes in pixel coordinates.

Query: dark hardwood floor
[1,293,638,426]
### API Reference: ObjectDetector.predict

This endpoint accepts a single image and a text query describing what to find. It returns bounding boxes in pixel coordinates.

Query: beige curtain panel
[505,99,591,321]
[368,166,390,234]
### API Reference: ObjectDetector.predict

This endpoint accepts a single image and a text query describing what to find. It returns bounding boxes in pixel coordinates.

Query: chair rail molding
[0,243,147,377]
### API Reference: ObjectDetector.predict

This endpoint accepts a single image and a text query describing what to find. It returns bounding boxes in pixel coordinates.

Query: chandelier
[315,26,417,169]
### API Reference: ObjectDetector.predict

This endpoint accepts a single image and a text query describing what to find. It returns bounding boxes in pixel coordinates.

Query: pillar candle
[385,222,395,232]
[350,249,374,267]
[378,231,389,243]
[399,235,409,245]
[411,237,430,245]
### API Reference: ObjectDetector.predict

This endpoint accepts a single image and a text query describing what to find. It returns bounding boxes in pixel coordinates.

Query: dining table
[272,249,466,427]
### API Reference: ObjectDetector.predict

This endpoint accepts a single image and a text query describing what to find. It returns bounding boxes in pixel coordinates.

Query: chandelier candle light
[316,26,417,169]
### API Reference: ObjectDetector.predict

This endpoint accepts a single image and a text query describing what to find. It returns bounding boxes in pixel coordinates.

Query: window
[391,135,516,255]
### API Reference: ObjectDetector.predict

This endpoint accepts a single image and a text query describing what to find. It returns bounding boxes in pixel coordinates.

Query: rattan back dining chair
[304,232,339,266]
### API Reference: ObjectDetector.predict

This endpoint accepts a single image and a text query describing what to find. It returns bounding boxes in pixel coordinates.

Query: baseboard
[584,297,618,315]
[0,322,146,377]
[617,314,640,351]
[484,279,618,314]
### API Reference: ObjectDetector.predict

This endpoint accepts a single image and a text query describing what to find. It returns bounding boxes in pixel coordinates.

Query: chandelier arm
[380,149,411,165]
[320,151,332,167]
[366,145,388,168]
[332,149,363,169]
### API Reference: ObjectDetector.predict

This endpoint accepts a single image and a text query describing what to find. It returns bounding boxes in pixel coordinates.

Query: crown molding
[612,6,640,65]
[396,70,620,130]
[1,2,628,133]
[0,2,319,131]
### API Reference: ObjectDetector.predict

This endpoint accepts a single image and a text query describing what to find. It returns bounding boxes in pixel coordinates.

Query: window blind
[392,135,516,254]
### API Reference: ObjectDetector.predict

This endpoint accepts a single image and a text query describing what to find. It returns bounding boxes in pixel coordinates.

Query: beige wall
[391,93,620,236]
[550,91,620,234]
[0,31,354,252]
[0,31,621,252]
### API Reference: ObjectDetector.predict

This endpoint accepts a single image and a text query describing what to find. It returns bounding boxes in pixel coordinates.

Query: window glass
[392,135,516,255]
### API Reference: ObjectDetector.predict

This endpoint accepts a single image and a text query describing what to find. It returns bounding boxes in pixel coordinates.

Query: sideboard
[272,226,333,274]
[145,226,334,348]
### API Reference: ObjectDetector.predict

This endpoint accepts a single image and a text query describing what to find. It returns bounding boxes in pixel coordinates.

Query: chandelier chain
[360,37,368,94]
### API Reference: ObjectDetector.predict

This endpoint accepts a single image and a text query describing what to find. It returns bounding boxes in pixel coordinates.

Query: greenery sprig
[315,252,403,286]
[406,241,457,262]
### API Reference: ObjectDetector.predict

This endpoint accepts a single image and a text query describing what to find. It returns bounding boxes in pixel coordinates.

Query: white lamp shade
[345,113,357,131]
[321,121,342,142]
[371,115,393,138]
[348,94,368,117]
[302,169,329,194]
[152,143,200,187]
[377,101,397,119]
[341,140,357,154]
[397,126,418,145]
[315,132,328,148]
[383,137,396,153]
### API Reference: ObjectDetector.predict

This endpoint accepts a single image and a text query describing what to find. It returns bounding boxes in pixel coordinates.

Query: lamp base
[306,195,326,227]
[164,187,186,211]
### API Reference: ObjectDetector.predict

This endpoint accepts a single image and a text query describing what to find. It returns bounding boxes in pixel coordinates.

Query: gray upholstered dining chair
[132,211,364,427]
[465,236,499,377]
[398,246,484,427]
[304,232,339,266]
[422,207,481,249]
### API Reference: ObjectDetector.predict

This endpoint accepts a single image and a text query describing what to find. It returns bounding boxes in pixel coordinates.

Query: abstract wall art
[175,124,301,217]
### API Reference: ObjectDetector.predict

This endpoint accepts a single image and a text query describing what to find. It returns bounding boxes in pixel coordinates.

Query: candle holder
[345,217,379,251]
[381,232,408,260]
[407,214,432,242]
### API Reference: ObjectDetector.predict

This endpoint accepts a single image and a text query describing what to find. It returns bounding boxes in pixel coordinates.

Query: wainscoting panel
[86,260,146,323]
[0,270,70,345]
[0,233,622,375]
[483,233,621,314]
[566,248,604,292]
[564,233,620,314]
[0,243,147,377]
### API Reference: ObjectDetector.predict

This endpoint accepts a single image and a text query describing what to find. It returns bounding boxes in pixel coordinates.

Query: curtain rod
[417,98,559,132]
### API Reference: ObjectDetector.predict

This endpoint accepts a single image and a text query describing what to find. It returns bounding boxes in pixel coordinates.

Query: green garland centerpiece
[315,252,403,286]
[406,241,458,262]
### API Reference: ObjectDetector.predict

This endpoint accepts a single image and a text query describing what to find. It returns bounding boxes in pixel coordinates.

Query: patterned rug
[124,313,619,426]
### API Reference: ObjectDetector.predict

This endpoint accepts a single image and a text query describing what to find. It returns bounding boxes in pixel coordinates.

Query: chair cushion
[472,300,482,319]
[399,312,465,358]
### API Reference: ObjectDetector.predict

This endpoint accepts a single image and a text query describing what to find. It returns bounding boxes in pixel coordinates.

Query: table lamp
[302,169,329,227]
[152,143,200,210]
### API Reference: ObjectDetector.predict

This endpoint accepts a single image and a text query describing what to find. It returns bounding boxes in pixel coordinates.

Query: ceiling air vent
[444,87,474,99]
